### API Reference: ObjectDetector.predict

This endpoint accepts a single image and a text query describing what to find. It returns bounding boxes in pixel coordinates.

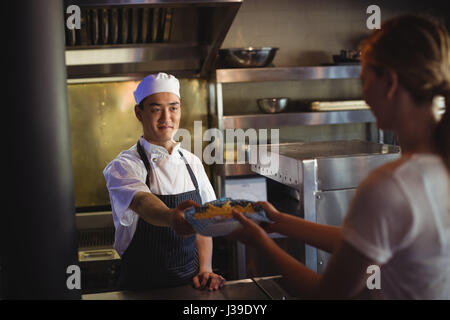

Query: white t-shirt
[342,154,450,299]
[103,137,217,256]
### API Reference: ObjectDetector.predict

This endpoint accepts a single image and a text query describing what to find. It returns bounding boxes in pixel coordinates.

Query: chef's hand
[193,271,226,291]
[228,209,271,247]
[171,200,198,236]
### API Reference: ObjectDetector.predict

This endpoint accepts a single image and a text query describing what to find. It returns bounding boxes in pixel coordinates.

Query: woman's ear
[134,104,143,122]
[386,68,399,101]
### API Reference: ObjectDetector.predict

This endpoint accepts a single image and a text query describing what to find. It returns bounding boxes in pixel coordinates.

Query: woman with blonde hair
[231,14,450,299]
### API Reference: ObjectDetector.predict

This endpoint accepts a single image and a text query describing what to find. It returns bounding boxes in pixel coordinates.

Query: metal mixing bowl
[257,98,289,113]
[219,47,278,68]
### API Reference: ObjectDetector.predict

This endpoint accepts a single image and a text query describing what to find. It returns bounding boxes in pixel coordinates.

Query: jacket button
[152,158,157,162]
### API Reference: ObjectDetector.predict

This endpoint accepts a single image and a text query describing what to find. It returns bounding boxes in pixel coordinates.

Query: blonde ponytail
[361,14,450,171]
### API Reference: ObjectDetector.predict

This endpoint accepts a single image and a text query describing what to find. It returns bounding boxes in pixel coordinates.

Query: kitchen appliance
[251,140,401,274]
[76,212,121,294]
[218,47,279,68]
[64,0,242,79]
[223,176,268,279]
[257,97,289,113]
[65,6,187,45]
[224,176,267,202]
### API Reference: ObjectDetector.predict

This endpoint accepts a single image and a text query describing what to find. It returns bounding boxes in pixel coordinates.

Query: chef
[103,72,225,291]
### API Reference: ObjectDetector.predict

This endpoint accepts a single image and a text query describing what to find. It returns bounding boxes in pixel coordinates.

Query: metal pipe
[3,0,80,299]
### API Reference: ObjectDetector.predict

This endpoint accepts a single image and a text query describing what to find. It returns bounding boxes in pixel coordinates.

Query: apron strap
[136,140,151,186]
[178,151,199,190]
[136,140,199,191]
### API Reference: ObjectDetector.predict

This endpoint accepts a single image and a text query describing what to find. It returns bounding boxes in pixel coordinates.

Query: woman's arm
[231,210,375,299]
[256,202,341,253]
[312,238,375,299]
[259,235,374,299]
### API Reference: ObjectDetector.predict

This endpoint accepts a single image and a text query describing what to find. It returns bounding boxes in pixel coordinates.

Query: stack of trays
[311,100,370,111]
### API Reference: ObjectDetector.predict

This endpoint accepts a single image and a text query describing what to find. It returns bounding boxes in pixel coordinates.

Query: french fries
[194,201,255,220]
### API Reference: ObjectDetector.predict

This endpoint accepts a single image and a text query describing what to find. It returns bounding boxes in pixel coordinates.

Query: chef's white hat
[134,72,180,104]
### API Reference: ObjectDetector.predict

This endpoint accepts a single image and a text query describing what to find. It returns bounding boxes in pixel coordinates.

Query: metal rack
[210,65,373,132]
[218,109,374,129]
[208,65,376,195]
[208,65,381,279]
[215,65,361,83]
[64,0,243,79]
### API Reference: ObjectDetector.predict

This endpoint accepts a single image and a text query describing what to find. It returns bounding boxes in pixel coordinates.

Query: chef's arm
[130,191,174,227]
[196,235,213,273]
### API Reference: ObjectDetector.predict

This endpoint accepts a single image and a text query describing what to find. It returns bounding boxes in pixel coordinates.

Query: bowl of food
[184,198,270,237]
[257,98,289,113]
[218,47,278,68]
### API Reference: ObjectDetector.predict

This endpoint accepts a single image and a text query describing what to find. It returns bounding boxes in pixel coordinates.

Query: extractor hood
[63,0,242,81]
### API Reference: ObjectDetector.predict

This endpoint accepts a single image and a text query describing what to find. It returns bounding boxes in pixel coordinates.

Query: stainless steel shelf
[220,109,375,129]
[215,65,361,83]
[66,43,204,79]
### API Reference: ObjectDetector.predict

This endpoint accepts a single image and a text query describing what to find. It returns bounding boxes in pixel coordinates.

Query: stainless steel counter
[82,276,292,300]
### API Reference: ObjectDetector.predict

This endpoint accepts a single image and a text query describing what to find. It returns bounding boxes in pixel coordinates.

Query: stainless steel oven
[251,140,401,274]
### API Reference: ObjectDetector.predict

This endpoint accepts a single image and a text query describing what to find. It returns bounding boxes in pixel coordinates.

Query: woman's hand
[254,201,287,234]
[193,271,226,291]
[228,209,272,248]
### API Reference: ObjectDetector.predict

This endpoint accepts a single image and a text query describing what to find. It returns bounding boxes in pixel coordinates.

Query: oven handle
[80,249,117,261]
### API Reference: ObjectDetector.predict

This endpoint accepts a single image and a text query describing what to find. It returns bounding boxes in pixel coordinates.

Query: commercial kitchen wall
[222,0,449,67]
[68,0,449,208]
[68,79,208,208]
[220,0,449,142]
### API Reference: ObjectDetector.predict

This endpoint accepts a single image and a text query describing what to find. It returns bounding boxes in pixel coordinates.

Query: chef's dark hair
[361,14,450,170]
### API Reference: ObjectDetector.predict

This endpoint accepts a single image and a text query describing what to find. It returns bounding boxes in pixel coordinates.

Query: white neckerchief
[139,136,182,162]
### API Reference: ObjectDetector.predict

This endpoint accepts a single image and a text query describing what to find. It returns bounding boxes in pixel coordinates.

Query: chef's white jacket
[103,137,216,256]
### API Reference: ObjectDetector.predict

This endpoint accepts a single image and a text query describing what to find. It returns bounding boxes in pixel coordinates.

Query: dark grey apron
[118,140,202,290]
